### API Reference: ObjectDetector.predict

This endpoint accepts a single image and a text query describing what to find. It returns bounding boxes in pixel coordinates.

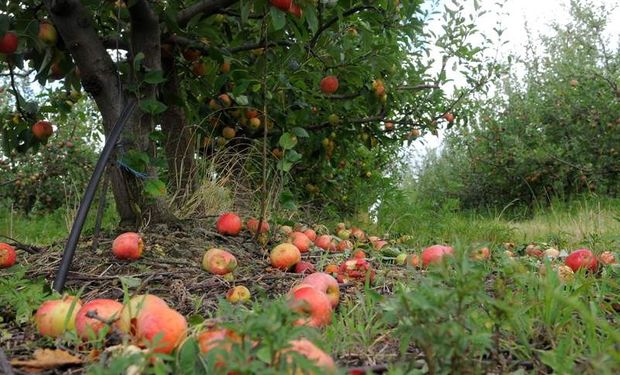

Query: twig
[0,347,15,375]
[0,234,43,254]
[308,6,378,48]
[7,64,27,121]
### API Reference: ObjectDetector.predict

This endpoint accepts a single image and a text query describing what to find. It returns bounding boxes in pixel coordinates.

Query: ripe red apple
[0,242,17,268]
[220,61,231,74]
[421,245,454,267]
[320,75,339,94]
[182,48,201,61]
[314,235,335,251]
[371,239,387,250]
[202,248,238,275]
[303,229,317,241]
[294,261,316,274]
[352,249,366,259]
[288,3,303,18]
[270,0,292,11]
[218,93,232,107]
[289,231,313,253]
[135,306,188,354]
[0,31,18,54]
[280,339,336,373]
[288,285,332,328]
[337,258,375,284]
[443,112,455,123]
[300,272,340,307]
[336,240,352,252]
[32,120,54,140]
[565,248,598,272]
[197,328,242,370]
[246,217,270,234]
[75,299,123,340]
[599,251,616,265]
[226,285,251,303]
[216,212,242,236]
[112,232,144,260]
[118,294,169,334]
[245,108,259,119]
[38,21,58,45]
[270,243,301,270]
[34,296,82,338]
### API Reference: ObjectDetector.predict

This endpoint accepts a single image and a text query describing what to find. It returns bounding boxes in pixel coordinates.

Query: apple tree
[0,0,495,227]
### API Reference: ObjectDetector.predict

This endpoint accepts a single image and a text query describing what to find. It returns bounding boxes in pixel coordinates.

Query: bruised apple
[270,243,301,270]
[247,218,270,234]
[421,245,454,267]
[565,248,597,272]
[34,295,82,337]
[112,232,144,260]
[337,258,375,284]
[202,248,238,275]
[226,285,251,303]
[75,299,123,340]
[294,261,316,274]
[288,285,332,328]
[300,272,340,307]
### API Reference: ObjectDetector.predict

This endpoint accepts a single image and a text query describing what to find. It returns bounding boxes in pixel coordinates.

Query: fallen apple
[288,285,332,328]
[34,295,82,338]
[294,261,316,274]
[565,248,597,272]
[112,232,144,260]
[247,217,270,234]
[289,231,313,253]
[300,272,340,307]
[75,299,123,340]
[135,306,188,354]
[0,242,17,268]
[421,245,454,267]
[280,339,336,373]
[216,212,242,236]
[202,248,238,275]
[226,285,251,303]
[270,243,301,270]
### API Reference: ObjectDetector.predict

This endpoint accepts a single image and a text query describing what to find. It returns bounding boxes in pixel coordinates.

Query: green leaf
[279,191,297,210]
[270,7,287,31]
[143,70,167,84]
[140,99,168,115]
[133,52,145,72]
[144,179,167,198]
[291,127,309,138]
[304,6,318,33]
[256,346,272,364]
[278,132,298,150]
[119,276,142,289]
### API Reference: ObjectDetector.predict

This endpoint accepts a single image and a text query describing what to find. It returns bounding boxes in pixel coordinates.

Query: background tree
[0,0,494,228]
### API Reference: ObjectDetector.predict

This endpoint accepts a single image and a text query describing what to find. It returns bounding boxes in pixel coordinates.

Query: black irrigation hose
[53,100,137,292]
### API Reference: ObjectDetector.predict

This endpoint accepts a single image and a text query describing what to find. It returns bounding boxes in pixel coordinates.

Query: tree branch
[177,0,239,28]
[308,6,378,48]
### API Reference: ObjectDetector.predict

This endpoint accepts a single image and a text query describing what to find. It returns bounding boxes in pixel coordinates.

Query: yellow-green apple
[34,295,82,337]
[395,253,407,265]
[421,245,454,267]
[336,229,351,240]
[112,232,144,260]
[226,285,251,303]
[270,243,301,270]
[289,231,313,253]
[202,248,238,275]
[38,21,58,45]
[0,242,17,268]
[294,261,316,274]
[565,248,597,272]
[75,299,123,340]
[300,272,340,307]
[134,306,187,354]
[287,285,332,328]
[216,212,242,236]
[246,217,270,234]
[320,75,339,94]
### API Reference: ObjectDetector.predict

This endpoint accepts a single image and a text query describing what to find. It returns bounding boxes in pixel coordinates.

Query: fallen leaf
[11,349,81,371]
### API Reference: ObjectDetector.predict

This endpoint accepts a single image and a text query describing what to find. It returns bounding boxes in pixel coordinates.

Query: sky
[407,0,620,166]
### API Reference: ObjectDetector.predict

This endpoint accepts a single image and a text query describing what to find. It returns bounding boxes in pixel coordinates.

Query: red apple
[218,93,232,107]
[75,299,123,340]
[112,232,144,260]
[288,3,303,18]
[135,306,188,354]
[337,258,375,284]
[303,229,317,241]
[421,245,454,267]
[352,249,366,259]
[565,248,597,272]
[281,339,336,373]
[202,248,238,275]
[0,31,18,54]
[38,21,57,45]
[269,0,292,11]
[525,244,543,258]
[32,120,54,140]
[371,239,387,250]
[336,240,352,252]
[443,112,455,123]
[270,243,301,270]
[350,227,366,242]
[247,217,270,234]
[300,272,340,307]
[324,264,338,275]
[182,48,201,61]
[320,75,339,94]
[216,212,242,236]
[226,285,251,303]
[314,235,335,251]
[599,251,616,265]
[118,294,169,334]
[0,242,17,268]
[294,261,316,274]
[288,285,332,328]
[34,296,82,338]
[289,231,313,253]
